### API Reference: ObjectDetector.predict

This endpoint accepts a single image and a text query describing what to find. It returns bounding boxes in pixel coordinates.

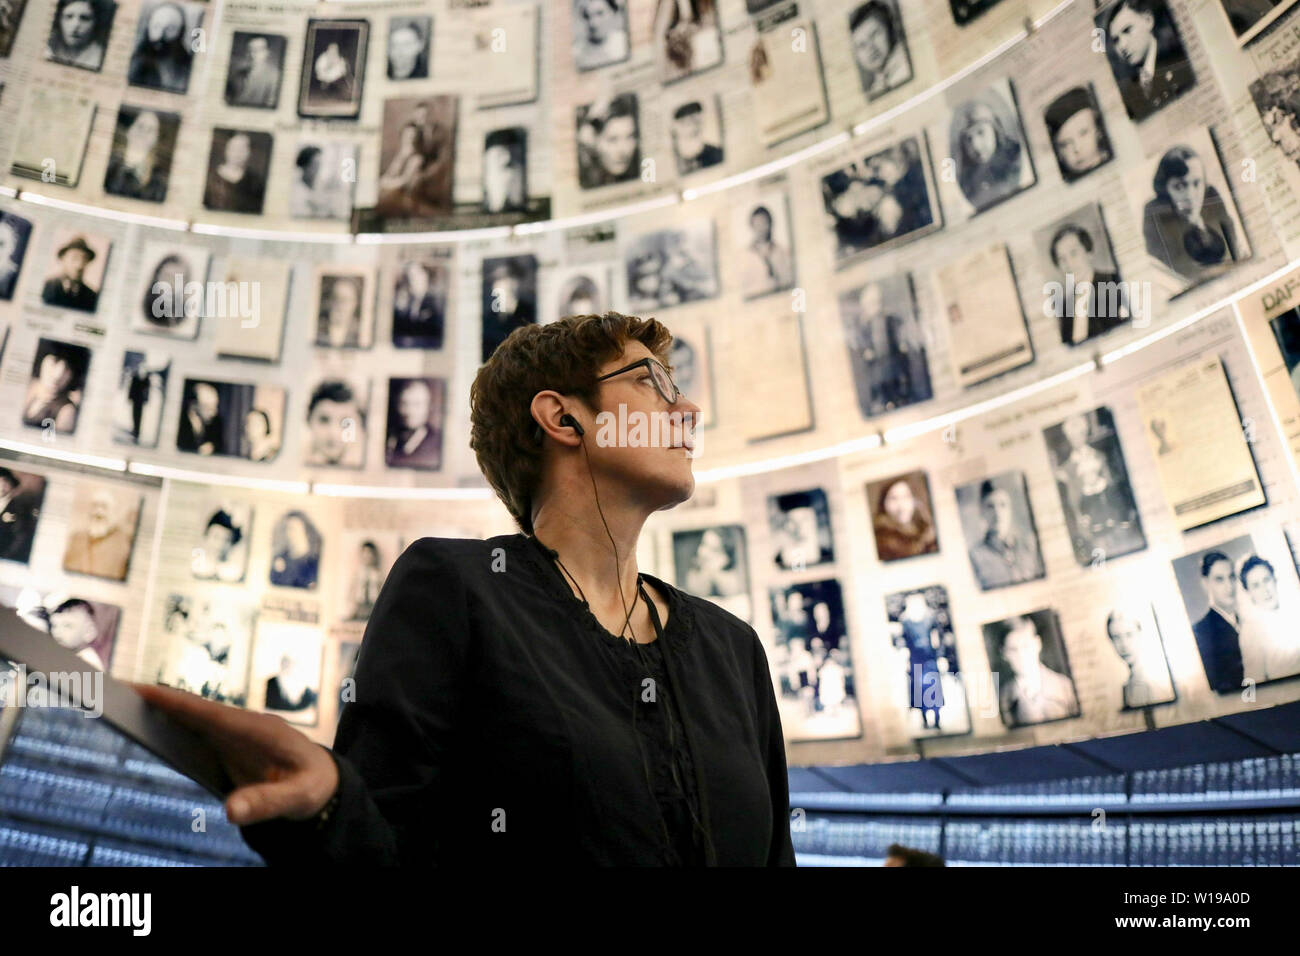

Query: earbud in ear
[560,413,585,437]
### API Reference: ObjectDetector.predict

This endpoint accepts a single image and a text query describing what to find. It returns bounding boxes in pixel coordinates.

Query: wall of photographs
[6,0,1300,764]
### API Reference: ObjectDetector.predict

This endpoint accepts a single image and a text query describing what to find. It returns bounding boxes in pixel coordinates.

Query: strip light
[0,438,127,472]
[125,460,310,494]
[694,432,883,484]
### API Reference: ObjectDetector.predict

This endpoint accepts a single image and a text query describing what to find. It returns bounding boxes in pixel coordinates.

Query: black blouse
[240,533,796,866]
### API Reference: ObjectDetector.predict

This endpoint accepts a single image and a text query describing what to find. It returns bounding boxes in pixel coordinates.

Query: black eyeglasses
[596,357,682,405]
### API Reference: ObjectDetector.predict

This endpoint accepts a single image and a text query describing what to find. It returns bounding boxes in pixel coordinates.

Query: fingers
[226,776,330,826]
[131,681,283,749]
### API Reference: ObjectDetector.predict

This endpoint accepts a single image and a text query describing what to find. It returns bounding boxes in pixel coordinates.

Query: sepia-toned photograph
[1035,203,1130,347]
[669,325,714,427]
[768,578,859,742]
[252,623,323,726]
[481,255,537,363]
[1249,46,1300,167]
[131,240,209,339]
[735,190,795,299]
[654,0,721,83]
[269,510,322,590]
[62,481,141,581]
[127,0,202,93]
[673,525,752,622]
[1100,602,1176,710]
[304,377,368,469]
[885,585,969,737]
[849,0,911,101]
[9,88,96,186]
[767,488,834,570]
[22,338,91,435]
[203,128,273,215]
[938,78,1036,220]
[0,0,29,57]
[838,274,932,418]
[41,230,110,313]
[104,106,180,203]
[821,136,940,264]
[376,95,458,219]
[576,93,641,190]
[298,18,368,119]
[191,501,252,583]
[935,242,1034,388]
[955,470,1046,591]
[385,376,445,470]
[175,377,285,462]
[747,8,829,147]
[44,0,115,71]
[0,467,46,565]
[982,609,1081,728]
[392,257,448,349]
[213,258,289,362]
[1043,406,1147,567]
[224,31,286,108]
[290,141,357,221]
[0,212,32,300]
[572,0,628,70]
[4,587,120,672]
[1096,0,1195,121]
[314,267,374,349]
[624,221,719,312]
[483,127,527,214]
[1043,84,1113,183]
[867,469,939,562]
[157,592,255,706]
[670,96,724,176]
[386,15,429,80]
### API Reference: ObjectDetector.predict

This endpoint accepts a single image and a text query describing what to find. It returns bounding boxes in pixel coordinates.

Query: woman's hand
[130,682,340,827]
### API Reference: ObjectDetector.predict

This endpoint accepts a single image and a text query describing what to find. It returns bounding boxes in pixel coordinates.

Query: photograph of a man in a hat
[41,233,104,312]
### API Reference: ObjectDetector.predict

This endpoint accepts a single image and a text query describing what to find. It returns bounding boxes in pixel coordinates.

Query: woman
[950,91,1025,214]
[577,94,640,188]
[243,407,278,462]
[872,476,937,560]
[1142,145,1241,282]
[136,311,795,866]
[105,109,169,202]
[23,349,84,432]
[269,511,319,588]
[46,0,111,70]
[378,123,427,201]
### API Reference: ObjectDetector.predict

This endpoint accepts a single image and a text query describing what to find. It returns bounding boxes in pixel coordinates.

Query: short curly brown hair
[470,311,673,534]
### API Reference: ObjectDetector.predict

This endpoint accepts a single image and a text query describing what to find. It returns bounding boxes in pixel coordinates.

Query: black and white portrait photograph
[191,501,251,583]
[4,587,120,673]
[1035,203,1130,347]
[849,0,911,101]
[1044,406,1147,567]
[551,265,609,322]
[867,469,939,562]
[298,18,368,119]
[376,96,458,219]
[1100,603,1175,710]
[61,481,140,582]
[1096,0,1195,121]
[939,78,1035,219]
[481,254,537,363]
[269,510,321,590]
[224,32,285,109]
[983,609,1081,728]
[1130,130,1249,291]
[768,578,859,741]
[392,257,448,349]
[572,0,628,70]
[385,376,445,470]
[654,0,722,83]
[314,267,374,349]
[956,471,1046,591]
[304,377,368,469]
[624,221,719,311]
[885,585,969,737]
[949,0,1006,26]
[673,525,751,622]
[252,623,323,726]
[127,0,202,94]
[41,230,109,313]
[0,467,45,565]
[0,0,29,56]
[1268,306,1300,402]
[576,93,640,189]
[483,127,527,214]
[290,141,356,221]
[340,531,400,621]
[22,338,91,435]
[669,327,714,426]
[821,135,939,264]
[838,274,932,418]
[103,106,180,203]
[1250,59,1300,167]
[768,488,834,570]
[670,96,724,176]
[44,0,115,71]
[386,15,429,80]
[131,240,209,339]
[1173,536,1300,692]
[735,190,795,299]
[175,378,285,461]
[0,212,32,300]
[1218,0,1299,44]
[202,128,273,215]
[9,88,96,186]
[157,592,255,705]
[1043,84,1112,183]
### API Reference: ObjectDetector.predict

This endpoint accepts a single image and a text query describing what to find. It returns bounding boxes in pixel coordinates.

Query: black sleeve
[750,628,797,867]
[240,538,472,865]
